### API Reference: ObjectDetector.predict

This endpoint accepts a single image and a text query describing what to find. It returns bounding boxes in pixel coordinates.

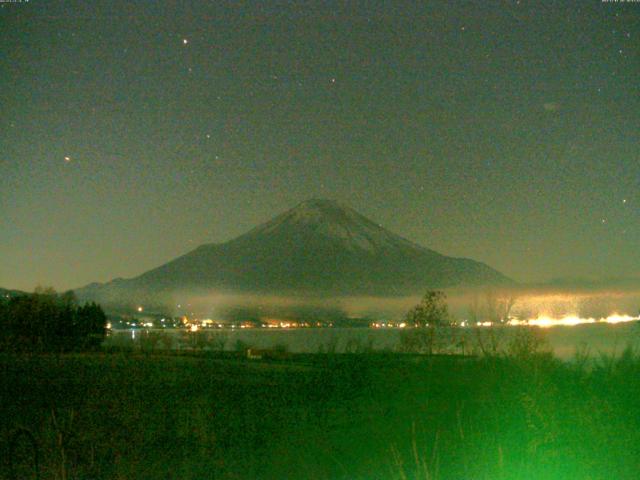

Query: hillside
[76,199,511,305]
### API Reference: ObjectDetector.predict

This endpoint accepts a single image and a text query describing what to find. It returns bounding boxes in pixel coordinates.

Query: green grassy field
[2,346,640,479]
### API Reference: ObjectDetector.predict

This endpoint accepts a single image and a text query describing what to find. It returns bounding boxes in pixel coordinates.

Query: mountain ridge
[76,199,512,305]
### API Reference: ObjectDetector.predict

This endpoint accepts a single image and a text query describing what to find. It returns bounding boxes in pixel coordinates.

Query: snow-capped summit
[245,199,422,254]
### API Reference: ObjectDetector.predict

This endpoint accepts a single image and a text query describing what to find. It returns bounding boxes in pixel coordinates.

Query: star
[182,38,189,45]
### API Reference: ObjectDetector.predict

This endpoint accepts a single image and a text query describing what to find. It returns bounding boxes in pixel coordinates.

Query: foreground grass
[1,348,640,479]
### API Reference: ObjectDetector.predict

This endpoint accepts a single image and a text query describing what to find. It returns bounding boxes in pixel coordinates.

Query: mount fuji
[76,199,511,305]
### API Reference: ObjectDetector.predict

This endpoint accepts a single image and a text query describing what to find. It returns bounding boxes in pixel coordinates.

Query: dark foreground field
[2,347,640,479]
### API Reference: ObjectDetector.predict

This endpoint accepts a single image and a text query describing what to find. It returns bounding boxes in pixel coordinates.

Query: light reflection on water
[107,321,640,360]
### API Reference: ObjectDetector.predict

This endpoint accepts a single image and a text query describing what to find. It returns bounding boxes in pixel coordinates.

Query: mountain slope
[77,199,511,304]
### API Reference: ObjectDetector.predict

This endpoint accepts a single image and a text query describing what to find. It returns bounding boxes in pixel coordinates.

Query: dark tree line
[0,287,107,352]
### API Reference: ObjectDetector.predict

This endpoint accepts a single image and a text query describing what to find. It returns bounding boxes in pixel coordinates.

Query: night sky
[1,0,638,292]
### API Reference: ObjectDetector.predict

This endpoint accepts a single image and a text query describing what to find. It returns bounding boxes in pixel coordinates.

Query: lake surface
[106,321,640,360]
